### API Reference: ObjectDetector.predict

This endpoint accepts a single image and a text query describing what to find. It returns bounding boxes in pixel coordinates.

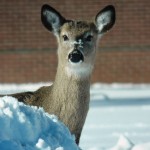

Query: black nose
[68,50,84,63]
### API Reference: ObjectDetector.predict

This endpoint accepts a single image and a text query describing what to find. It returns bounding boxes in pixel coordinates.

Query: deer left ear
[41,4,66,33]
[95,5,116,34]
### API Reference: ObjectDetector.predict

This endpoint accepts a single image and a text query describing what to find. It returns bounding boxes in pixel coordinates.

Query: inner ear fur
[41,4,66,32]
[95,5,116,34]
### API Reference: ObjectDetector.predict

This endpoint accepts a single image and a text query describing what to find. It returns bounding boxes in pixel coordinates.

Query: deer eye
[62,35,69,41]
[85,35,93,42]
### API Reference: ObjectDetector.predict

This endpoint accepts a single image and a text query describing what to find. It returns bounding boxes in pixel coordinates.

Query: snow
[0,83,150,150]
[90,83,150,101]
[0,83,51,95]
[0,96,79,150]
[109,135,133,150]
[132,142,150,150]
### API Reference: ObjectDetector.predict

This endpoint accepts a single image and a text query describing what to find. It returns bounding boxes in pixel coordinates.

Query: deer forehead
[60,21,97,37]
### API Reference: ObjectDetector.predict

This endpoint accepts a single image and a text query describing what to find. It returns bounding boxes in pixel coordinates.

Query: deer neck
[52,64,91,103]
[49,64,91,138]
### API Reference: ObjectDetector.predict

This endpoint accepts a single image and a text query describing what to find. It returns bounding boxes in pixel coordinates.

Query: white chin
[65,64,93,78]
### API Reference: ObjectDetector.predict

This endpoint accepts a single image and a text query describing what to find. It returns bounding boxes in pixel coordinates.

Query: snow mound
[109,135,150,150]
[109,135,133,150]
[0,96,79,150]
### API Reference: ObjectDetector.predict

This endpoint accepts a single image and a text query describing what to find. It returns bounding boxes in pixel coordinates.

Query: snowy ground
[0,83,150,150]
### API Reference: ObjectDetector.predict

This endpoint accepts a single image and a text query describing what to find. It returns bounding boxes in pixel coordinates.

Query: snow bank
[0,96,79,150]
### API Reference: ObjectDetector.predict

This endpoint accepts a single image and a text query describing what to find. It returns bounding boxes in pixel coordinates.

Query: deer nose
[68,50,84,63]
[74,43,79,50]
[74,42,83,50]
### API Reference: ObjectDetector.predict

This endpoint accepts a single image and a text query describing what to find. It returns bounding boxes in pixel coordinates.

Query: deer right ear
[95,5,116,34]
[41,4,66,33]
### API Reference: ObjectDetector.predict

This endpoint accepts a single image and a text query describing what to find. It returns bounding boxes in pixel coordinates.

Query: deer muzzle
[68,50,84,63]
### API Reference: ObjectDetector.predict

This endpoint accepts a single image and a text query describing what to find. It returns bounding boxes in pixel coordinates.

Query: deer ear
[41,4,66,33]
[95,5,116,34]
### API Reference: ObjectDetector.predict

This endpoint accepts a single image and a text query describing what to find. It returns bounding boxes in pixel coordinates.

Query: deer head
[41,4,115,78]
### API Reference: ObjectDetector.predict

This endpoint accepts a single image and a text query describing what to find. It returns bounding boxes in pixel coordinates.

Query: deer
[0,4,116,145]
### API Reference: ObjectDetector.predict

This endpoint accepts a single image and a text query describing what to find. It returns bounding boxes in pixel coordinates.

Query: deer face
[57,20,98,77]
[41,4,115,78]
